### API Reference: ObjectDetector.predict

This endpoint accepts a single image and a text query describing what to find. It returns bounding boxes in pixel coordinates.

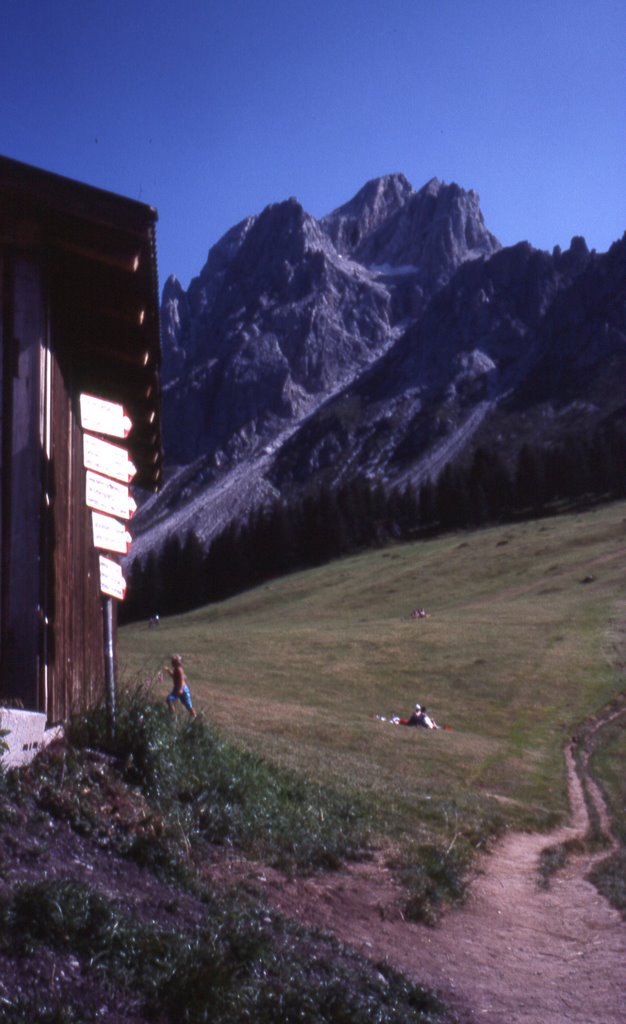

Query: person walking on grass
[164,655,196,717]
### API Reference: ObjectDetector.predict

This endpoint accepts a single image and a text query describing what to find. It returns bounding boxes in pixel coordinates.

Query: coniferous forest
[121,424,626,624]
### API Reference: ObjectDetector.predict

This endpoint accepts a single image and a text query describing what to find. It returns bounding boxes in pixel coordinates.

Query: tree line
[121,422,626,623]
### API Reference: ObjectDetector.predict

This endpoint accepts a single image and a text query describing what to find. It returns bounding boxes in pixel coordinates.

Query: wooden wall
[0,254,44,711]
[0,158,161,725]
[45,346,105,721]
[0,248,107,722]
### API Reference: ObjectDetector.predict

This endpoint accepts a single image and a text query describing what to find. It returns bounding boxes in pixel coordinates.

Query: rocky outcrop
[161,198,393,465]
[321,173,415,255]
[353,178,499,283]
[129,176,624,560]
[159,174,501,468]
[269,235,626,492]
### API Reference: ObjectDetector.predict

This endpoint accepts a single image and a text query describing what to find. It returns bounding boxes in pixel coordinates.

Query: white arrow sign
[86,470,137,520]
[83,432,137,484]
[92,511,132,554]
[80,393,132,439]
[99,554,127,600]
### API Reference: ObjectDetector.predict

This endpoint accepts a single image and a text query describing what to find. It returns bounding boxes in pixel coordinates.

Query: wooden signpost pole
[102,595,116,743]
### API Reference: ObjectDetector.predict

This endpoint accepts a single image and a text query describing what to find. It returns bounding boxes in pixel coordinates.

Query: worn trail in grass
[120,502,626,1022]
[206,705,626,1024]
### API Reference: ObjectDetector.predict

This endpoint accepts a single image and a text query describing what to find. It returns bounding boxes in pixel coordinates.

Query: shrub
[0,880,451,1024]
[392,839,476,926]
[588,850,626,916]
[67,685,371,876]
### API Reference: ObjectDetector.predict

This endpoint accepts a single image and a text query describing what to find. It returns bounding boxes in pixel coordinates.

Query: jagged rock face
[321,173,415,255]
[161,197,394,464]
[130,176,624,562]
[352,178,500,285]
[321,174,499,277]
[161,216,258,381]
[269,235,626,491]
[160,174,500,466]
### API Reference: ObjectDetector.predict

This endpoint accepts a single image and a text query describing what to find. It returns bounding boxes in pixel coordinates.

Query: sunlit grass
[2,504,623,1022]
[121,501,626,856]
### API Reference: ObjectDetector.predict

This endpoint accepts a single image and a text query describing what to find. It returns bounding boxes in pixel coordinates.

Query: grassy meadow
[120,501,626,856]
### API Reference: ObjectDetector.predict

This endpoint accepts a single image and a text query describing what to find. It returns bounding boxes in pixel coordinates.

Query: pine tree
[142,550,162,619]
[436,463,470,528]
[418,477,436,528]
[515,444,546,513]
[180,530,206,610]
[121,557,147,622]
[158,535,183,614]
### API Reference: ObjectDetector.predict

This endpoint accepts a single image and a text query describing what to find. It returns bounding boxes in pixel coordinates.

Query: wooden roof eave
[0,155,163,492]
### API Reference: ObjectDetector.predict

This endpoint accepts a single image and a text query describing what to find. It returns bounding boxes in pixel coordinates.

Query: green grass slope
[3,503,622,1023]
[121,502,626,869]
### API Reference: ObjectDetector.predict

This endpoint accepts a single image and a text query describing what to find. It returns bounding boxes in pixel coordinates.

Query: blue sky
[1,0,623,290]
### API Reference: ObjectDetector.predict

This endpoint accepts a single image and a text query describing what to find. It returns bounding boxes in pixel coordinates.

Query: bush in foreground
[0,688,477,1020]
[0,876,453,1024]
[67,684,371,875]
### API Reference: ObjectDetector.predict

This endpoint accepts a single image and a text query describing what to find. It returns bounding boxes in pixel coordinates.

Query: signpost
[92,511,132,555]
[85,470,137,520]
[99,555,127,601]
[80,392,137,743]
[80,393,132,438]
[102,596,116,742]
[83,432,137,483]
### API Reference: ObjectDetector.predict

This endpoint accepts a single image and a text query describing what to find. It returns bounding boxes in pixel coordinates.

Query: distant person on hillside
[164,655,196,718]
[405,703,423,725]
[419,706,440,729]
[401,703,440,729]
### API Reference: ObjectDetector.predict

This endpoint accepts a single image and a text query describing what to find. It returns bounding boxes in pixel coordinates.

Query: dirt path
[217,713,626,1023]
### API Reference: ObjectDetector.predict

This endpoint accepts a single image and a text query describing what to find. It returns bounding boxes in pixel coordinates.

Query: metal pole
[102,595,116,743]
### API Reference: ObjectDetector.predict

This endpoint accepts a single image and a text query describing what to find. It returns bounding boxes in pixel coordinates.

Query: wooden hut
[0,155,162,726]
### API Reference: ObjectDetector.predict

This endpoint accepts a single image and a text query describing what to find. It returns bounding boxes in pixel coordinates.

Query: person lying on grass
[164,654,196,717]
[375,704,449,729]
[400,703,441,729]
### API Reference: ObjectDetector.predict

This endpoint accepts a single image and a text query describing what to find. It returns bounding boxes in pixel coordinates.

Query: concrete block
[0,708,63,768]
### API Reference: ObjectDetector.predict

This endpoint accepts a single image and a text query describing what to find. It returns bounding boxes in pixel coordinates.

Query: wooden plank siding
[0,253,4,660]
[45,349,106,721]
[0,156,162,725]
[0,249,105,719]
[1,253,44,711]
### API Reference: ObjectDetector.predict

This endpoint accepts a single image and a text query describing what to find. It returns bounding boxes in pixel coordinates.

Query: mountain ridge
[129,174,625,563]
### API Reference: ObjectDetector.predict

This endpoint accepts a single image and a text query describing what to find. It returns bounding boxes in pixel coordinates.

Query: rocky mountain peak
[162,274,183,301]
[202,198,333,299]
[157,174,504,469]
[355,179,501,282]
[418,176,443,197]
[160,275,189,380]
[321,172,414,256]
[195,216,259,287]
[127,175,624,564]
